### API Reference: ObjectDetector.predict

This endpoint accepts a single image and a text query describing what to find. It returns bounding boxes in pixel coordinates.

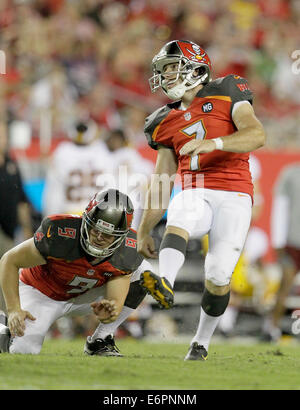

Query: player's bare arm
[137,146,178,258]
[0,238,46,336]
[17,202,34,240]
[179,102,266,157]
[91,274,131,323]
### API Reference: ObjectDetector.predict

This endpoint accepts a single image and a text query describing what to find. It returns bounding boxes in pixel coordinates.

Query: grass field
[0,337,300,390]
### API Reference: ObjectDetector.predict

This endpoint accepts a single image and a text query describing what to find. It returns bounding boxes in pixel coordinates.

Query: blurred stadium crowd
[0,0,299,148]
[0,0,300,342]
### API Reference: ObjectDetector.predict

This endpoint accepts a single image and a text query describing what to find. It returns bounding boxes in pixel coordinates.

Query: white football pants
[166,188,252,287]
[9,260,151,354]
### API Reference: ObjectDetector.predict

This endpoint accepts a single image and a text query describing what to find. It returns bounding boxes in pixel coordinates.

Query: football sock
[191,307,222,351]
[159,248,185,287]
[192,288,231,350]
[91,306,134,341]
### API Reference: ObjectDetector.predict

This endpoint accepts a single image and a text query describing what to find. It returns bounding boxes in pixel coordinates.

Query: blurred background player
[0,99,33,314]
[42,118,112,216]
[0,113,33,256]
[104,128,153,338]
[105,128,153,231]
[262,163,300,342]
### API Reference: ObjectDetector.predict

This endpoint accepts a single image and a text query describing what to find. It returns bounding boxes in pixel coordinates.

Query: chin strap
[165,83,187,99]
[165,72,209,100]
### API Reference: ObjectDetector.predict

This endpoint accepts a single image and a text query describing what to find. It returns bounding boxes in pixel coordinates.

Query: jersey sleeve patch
[224,75,253,113]
[110,230,144,273]
[34,217,54,259]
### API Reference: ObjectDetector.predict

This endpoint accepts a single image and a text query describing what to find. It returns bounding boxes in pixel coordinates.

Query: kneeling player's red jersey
[144,74,254,200]
[20,214,143,301]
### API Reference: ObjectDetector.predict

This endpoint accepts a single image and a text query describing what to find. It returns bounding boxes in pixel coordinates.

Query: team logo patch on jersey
[125,237,137,248]
[184,112,191,121]
[47,226,52,238]
[202,102,213,113]
[86,269,96,276]
[35,232,45,242]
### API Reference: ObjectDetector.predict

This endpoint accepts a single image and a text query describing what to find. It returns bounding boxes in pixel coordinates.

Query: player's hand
[8,309,36,337]
[91,299,118,324]
[137,234,158,259]
[179,139,216,156]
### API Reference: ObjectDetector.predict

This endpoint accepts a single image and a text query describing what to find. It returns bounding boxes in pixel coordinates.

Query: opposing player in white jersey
[42,120,113,216]
[264,163,300,341]
[105,128,153,230]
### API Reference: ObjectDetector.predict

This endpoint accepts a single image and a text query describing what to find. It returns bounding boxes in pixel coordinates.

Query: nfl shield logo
[184,112,191,121]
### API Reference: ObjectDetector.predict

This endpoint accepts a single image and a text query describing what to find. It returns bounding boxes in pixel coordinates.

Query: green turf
[0,338,300,390]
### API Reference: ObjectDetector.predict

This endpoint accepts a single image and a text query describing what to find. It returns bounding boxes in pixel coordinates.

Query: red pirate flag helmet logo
[176,41,212,71]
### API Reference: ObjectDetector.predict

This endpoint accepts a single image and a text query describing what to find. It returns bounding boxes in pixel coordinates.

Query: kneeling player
[0,189,150,355]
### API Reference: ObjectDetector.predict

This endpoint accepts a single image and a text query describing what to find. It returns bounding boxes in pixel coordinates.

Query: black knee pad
[201,288,230,317]
[124,280,148,309]
[159,233,187,256]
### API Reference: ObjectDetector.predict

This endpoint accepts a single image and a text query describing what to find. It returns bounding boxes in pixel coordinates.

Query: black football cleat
[84,334,123,357]
[140,270,174,309]
[0,312,11,353]
[184,342,208,361]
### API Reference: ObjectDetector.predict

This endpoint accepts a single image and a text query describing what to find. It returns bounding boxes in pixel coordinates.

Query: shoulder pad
[199,75,253,115]
[144,105,172,150]
[219,74,253,104]
[109,229,144,273]
[201,75,253,102]
[34,215,83,260]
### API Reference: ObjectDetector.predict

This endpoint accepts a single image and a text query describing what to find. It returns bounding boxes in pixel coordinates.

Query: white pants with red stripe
[166,188,252,287]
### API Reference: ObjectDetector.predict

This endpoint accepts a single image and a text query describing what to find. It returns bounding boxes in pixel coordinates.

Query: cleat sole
[140,271,174,309]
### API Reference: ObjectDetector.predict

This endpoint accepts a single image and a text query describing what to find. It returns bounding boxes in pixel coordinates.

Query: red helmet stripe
[126,212,133,228]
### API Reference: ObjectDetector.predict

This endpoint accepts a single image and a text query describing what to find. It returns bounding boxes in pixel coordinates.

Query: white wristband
[212,137,224,150]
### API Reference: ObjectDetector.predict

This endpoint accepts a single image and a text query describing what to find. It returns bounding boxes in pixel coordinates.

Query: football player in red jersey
[137,40,266,360]
[0,189,151,355]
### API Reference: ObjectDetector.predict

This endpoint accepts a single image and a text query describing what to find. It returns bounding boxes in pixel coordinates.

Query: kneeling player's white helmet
[149,40,212,100]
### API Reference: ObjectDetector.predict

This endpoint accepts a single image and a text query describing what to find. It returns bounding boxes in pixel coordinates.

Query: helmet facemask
[80,213,127,258]
[149,57,210,100]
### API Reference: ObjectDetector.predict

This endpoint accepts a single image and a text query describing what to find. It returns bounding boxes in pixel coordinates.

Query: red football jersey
[20,215,143,301]
[145,74,254,199]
